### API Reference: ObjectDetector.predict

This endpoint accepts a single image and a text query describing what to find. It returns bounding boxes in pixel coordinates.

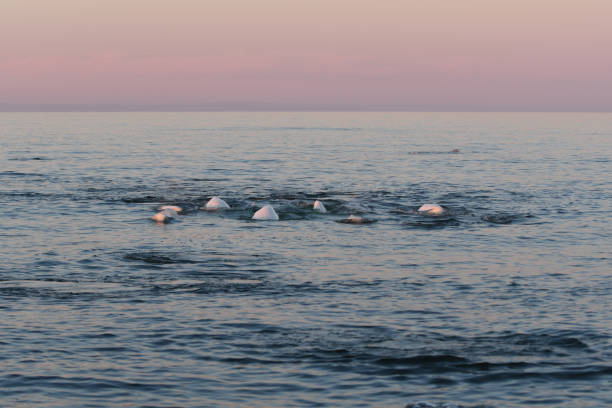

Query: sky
[1,0,611,111]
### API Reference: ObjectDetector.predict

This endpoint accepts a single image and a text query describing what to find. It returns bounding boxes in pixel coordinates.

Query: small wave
[492,331,592,350]
[482,213,534,224]
[8,156,50,161]
[0,280,138,301]
[0,171,47,177]
[1,374,172,392]
[407,149,461,155]
[405,402,490,408]
[123,252,198,264]
[179,126,362,132]
[467,365,612,383]
[148,278,266,295]
[121,195,167,203]
[403,217,460,229]
[377,354,468,366]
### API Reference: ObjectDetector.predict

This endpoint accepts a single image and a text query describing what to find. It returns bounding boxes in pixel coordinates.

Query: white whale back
[252,205,279,220]
[313,200,327,213]
[152,208,177,223]
[418,204,444,215]
[159,205,182,213]
[204,196,230,210]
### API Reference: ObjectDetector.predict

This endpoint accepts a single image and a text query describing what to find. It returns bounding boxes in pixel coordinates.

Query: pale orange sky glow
[1,0,611,110]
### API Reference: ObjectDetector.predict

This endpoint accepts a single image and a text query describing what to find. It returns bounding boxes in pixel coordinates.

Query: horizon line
[2,103,611,114]
[1,107,611,114]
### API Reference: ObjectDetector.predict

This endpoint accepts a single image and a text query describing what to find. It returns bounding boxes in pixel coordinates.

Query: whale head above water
[152,208,177,223]
[204,196,230,210]
[417,204,445,216]
[313,200,327,213]
[159,205,182,213]
[252,205,279,220]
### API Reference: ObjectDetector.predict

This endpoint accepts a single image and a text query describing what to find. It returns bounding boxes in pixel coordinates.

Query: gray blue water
[1,112,611,407]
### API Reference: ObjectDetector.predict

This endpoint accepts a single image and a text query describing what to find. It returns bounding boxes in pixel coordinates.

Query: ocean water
[0,112,610,408]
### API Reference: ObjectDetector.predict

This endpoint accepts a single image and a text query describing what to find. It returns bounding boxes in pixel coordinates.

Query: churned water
[1,112,610,408]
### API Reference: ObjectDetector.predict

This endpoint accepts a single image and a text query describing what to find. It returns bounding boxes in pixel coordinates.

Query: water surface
[1,112,611,407]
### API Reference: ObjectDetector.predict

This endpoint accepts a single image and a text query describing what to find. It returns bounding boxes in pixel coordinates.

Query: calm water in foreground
[1,112,610,407]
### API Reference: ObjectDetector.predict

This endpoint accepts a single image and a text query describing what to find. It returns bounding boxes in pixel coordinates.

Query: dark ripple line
[466,365,612,383]
[1,374,174,391]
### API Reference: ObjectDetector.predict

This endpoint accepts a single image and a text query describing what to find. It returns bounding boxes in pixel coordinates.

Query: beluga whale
[336,214,377,224]
[158,205,182,213]
[203,196,230,210]
[252,205,279,220]
[313,200,327,213]
[151,208,177,223]
[417,204,445,216]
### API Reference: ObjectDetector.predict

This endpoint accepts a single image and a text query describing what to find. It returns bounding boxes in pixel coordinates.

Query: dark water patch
[83,332,118,339]
[1,374,172,392]
[467,365,612,383]
[247,189,352,205]
[180,126,362,132]
[85,346,132,353]
[482,213,534,224]
[0,171,48,178]
[248,191,315,201]
[260,328,608,378]
[405,403,490,408]
[0,286,93,301]
[407,149,461,155]
[393,309,442,315]
[147,278,267,296]
[0,279,152,302]
[251,280,386,298]
[123,252,198,265]
[35,259,68,267]
[121,195,168,204]
[123,252,199,265]
[403,217,460,229]
[187,177,232,182]
[428,376,456,385]
[8,156,50,161]
[492,331,592,351]
[217,356,278,365]
[377,354,468,366]
[438,190,493,200]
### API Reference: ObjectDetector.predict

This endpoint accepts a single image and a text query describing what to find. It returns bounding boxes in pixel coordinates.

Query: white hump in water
[252,205,279,220]
[204,196,230,210]
[336,214,377,224]
[152,208,177,223]
[418,204,444,215]
[159,205,182,213]
[313,200,327,213]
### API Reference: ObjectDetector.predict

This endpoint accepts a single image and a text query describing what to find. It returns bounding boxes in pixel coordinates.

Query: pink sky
[1,0,611,110]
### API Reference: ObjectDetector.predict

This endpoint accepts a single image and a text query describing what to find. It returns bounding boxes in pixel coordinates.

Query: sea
[1,112,610,408]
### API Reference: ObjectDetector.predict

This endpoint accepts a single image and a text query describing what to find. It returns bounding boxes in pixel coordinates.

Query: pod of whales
[203,196,230,210]
[418,204,445,216]
[148,197,453,225]
[252,205,279,220]
[313,200,327,213]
